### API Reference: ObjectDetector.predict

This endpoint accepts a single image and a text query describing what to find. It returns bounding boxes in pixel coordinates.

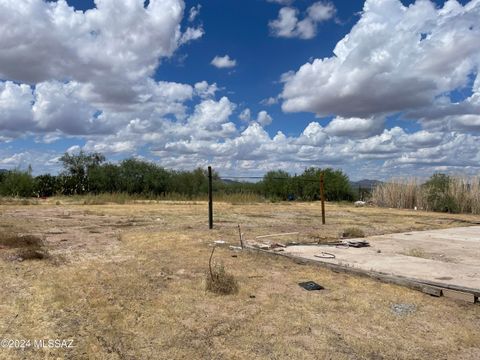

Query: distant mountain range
[350,179,383,190]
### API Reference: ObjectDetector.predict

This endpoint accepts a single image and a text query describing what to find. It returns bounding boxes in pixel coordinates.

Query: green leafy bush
[423,173,458,213]
[0,170,35,197]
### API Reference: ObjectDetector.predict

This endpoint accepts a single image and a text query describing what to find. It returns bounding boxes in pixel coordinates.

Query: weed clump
[206,264,239,295]
[406,248,426,259]
[342,227,365,239]
[0,233,43,248]
[206,247,239,295]
[16,248,49,261]
[0,233,49,261]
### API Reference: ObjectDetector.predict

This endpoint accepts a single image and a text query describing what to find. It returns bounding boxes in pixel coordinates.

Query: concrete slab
[281,226,480,296]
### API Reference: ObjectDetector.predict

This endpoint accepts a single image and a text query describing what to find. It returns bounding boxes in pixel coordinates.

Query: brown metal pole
[320,172,326,225]
[208,166,213,229]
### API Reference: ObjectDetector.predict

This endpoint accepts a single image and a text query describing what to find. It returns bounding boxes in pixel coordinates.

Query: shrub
[423,173,458,213]
[34,174,58,197]
[206,264,239,295]
[0,170,35,197]
[0,233,48,261]
[0,233,44,248]
[206,247,238,295]
[15,248,49,261]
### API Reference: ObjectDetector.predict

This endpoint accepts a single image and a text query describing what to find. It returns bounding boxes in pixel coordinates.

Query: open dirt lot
[1,200,479,359]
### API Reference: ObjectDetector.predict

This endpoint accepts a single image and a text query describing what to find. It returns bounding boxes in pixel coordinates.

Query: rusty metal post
[320,172,326,225]
[208,166,213,229]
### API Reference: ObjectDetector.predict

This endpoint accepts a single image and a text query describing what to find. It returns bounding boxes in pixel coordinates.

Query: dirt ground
[0,199,479,359]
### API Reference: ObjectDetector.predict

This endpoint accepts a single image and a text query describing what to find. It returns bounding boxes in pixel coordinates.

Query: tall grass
[448,176,480,214]
[371,176,480,215]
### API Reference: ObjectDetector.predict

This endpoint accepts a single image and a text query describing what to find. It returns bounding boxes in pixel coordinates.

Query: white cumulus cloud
[211,55,237,69]
[281,0,480,123]
[269,2,336,39]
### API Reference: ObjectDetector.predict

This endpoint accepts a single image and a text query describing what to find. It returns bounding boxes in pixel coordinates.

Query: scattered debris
[314,240,371,249]
[314,252,336,259]
[391,303,416,316]
[249,295,256,299]
[214,240,226,245]
[255,232,299,240]
[229,245,242,251]
[340,240,370,248]
[354,201,366,207]
[299,281,324,291]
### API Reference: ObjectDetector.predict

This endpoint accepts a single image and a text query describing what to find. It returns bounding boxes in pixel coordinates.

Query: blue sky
[0,0,479,180]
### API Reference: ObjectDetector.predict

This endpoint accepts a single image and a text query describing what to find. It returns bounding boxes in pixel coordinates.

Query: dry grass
[205,247,239,295]
[371,178,424,209]
[0,197,39,205]
[205,264,239,295]
[0,201,479,359]
[0,232,44,249]
[405,248,427,259]
[0,232,48,262]
[372,176,480,214]
[448,176,480,214]
[52,191,266,206]
[342,227,365,238]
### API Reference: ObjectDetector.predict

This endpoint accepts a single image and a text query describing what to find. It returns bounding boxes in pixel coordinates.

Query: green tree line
[0,151,354,201]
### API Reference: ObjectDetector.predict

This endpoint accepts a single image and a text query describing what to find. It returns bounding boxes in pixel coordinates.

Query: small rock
[391,303,416,316]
